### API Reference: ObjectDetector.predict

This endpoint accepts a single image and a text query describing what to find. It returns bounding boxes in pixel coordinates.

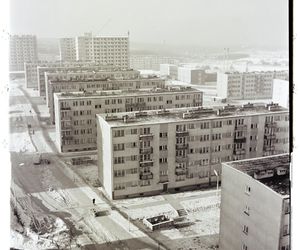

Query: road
[10,78,163,249]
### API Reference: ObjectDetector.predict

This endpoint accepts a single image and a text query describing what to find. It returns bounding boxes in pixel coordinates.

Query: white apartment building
[177,67,205,84]
[9,35,38,71]
[217,71,288,100]
[59,38,77,61]
[160,64,178,80]
[74,33,129,69]
[54,87,203,153]
[272,79,289,109]
[130,55,180,71]
[96,103,289,199]
[219,154,290,250]
[24,61,110,89]
[37,64,116,96]
[46,70,146,123]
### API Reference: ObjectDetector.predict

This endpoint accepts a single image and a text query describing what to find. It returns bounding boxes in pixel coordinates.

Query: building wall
[9,35,38,71]
[47,75,161,123]
[219,163,289,250]
[130,55,180,71]
[59,38,77,61]
[217,71,288,100]
[97,109,289,199]
[272,79,289,109]
[54,90,202,152]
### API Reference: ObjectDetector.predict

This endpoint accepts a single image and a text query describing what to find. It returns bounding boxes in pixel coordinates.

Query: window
[242,243,248,250]
[244,205,250,215]
[131,128,137,134]
[282,225,289,236]
[113,130,124,137]
[159,132,168,138]
[159,158,168,163]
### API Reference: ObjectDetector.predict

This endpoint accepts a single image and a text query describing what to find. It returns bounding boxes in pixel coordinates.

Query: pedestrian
[92,198,95,205]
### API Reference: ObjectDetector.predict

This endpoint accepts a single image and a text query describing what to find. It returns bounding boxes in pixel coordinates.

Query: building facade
[177,67,206,84]
[130,55,180,71]
[272,79,289,109]
[74,33,129,69]
[96,103,289,199]
[219,154,290,250]
[46,70,148,122]
[217,71,288,100]
[160,64,178,80]
[54,87,203,153]
[9,35,38,71]
[59,38,77,61]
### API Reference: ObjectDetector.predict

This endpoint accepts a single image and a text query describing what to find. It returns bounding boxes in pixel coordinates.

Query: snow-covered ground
[10,132,36,153]
[114,195,165,208]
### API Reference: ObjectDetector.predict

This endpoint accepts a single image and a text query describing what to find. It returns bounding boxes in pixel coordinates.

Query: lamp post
[213,169,219,196]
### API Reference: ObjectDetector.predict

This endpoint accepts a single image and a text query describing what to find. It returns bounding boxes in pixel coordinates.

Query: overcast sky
[9,0,288,49]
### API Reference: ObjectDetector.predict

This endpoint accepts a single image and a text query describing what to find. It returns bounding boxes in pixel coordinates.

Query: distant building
[59,38,77,61]
[54,87,203,152]
[9,35,38,71]
[24,61,110,89]
[272,79,289,109]
[160,64,178,80]
[219,154,290,250]
[96,103,289,199]
[74,32,129,69]
[130,55,180,71]
[217,71,288,100]
[47,70,154,123]
[177,67,205,84]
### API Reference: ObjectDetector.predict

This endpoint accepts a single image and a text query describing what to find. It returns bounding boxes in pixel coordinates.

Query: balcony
[176,131,189,137]
[235,124,247,130]
[60,107,71,111]
[233,148,246,155]
[234,137,246,143]
[265,122,277,128]
[175,168,187,176]
[61,116,72,121]
[159,175,169,183]
[62,135,73,140]
[140,160,154,167]
[140,147,153,154]
[176,144,189,150]
[175,156,188,163]
[140,172,153,180]
[264,134,276,140]
[139,134,154,140]
[263,145,275,151]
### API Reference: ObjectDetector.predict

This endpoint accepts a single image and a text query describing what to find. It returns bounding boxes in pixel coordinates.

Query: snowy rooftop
[55,86,201,100]
[225,154,290,196]
[97,103,288,127]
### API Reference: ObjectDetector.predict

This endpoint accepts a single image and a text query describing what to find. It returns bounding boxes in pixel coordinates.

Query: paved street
[10,78,163,249]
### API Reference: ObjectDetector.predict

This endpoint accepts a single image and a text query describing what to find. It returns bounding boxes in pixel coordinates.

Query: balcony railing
[140,160,154,167]
[140,172,153,180]
[139,147,153,154]
[176,131,189,137]
[139,134,154,140]
[175,168,187,176]
[265,122,277,128]
[60,107,71,111]
[233,148,246,155]
[264,134,276,140]
[263,145,275,151]
[234,137,246,143]
[235,124,247,130]
[62,135,73,140]
[176,144,189,150]
[175,156,188,163]
[159,175,169,183]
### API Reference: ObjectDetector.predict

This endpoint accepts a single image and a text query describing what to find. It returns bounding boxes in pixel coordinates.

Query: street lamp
[213,169,219,197]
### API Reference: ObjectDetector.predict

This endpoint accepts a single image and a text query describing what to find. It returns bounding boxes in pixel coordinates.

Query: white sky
[9,0,288,49]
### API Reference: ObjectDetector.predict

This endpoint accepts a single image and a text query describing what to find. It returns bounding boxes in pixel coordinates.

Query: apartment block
[59,38,77,61]
[24,61,109,89]
[130,55,180,71]
[9,35,38,71]
[272,79,289,109]
[177,67,206,84]
[38,64,116,96]
[75,32,129,69]
[160,64,178,80]
[54,87,203,153]
[96,103,289,199]
[217,71,288,100]
[46,70,149,123]
[219,154,290,250]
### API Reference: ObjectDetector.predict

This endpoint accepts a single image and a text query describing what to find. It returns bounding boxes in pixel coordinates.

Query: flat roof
[97,103,288,127]
[54,87,201,100]
[225,154,290,196]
